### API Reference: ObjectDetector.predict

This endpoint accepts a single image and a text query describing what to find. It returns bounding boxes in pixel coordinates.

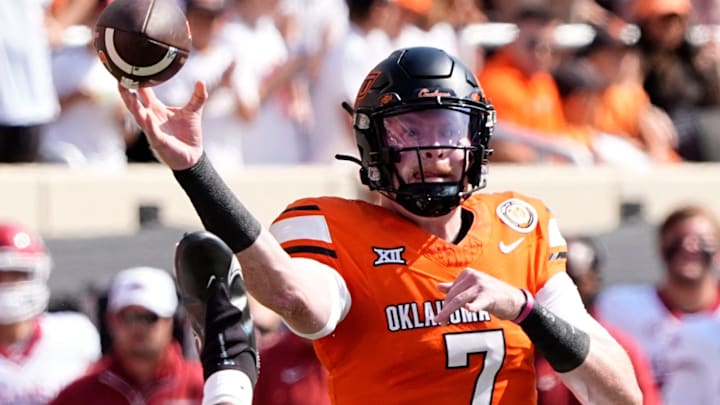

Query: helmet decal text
[417,88,454,98]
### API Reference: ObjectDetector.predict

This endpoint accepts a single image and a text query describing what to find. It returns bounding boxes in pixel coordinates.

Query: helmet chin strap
[395,183,463,217]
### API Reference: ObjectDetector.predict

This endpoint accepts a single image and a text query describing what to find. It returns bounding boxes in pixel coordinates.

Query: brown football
[94,0,191,89]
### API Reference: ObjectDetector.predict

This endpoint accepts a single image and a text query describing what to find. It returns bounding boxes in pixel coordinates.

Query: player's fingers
[437,282,452,293]
[434,288,473,325]
[137,86,162,107]
[185,81,208,113]
[137,87,156,108]
[433,304,455,326]
[141,109,171,147]
[118,83,139,112]
[118,84,149,126]
[464,295,491,313]
[434,284,455,324]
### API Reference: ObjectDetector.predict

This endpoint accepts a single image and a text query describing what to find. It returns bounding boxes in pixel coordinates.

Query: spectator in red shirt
[51,267,204,405]
[252,326,330,405]
[536,237,662,405]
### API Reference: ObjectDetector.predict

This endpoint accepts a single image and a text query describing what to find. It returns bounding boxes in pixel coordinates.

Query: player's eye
[404,127,421,138]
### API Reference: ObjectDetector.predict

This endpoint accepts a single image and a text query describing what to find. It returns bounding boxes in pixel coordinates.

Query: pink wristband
[513,289,534,324]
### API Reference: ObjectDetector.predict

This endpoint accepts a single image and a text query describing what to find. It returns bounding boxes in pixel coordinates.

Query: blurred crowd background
[5,0,720,169]
[3,0,720,404]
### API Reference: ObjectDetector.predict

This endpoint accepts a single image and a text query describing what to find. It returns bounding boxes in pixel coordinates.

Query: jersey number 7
[444,330,506,405]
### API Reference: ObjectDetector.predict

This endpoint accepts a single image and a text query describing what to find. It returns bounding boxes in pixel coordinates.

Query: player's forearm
[520,279,642,404]
[522,304,642,404]
[172,154,340,336]
[173,153,262,252]
[558,332,642,405]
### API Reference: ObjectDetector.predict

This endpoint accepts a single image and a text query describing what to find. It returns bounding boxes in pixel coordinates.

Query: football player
[0,222,100,404]
[118,46,641,404]
[596,205,720,403]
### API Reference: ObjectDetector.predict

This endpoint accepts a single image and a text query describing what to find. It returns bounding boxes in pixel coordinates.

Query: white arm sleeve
[283,257,352,340]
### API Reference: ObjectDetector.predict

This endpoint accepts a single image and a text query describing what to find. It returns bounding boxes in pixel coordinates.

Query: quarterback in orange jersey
[269,193,566,403]
[118,46,642,404]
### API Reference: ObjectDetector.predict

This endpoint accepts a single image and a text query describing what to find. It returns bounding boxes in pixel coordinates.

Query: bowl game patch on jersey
[496,198,538,233]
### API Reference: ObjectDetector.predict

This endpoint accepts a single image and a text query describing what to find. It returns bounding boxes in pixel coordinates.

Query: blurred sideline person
[0,1,60,162]
[0,222,100,404]
[577,25,680,164]
[217,0,312,164]
[41,0,129,170]
[536,236,662,405]
[477,7,571,163]
[596,205,720,404]
[253,326,330,405]
[551,59,656,168]
[244,279,330,404]
[307,0,393,163]
[155,0,246,171]
[632,0,720,161]
[118,46,641,403]
[51,267,204,404]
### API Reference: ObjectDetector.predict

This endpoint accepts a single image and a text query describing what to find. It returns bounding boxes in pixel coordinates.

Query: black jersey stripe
[549,251,568,261]
[282,205,321,214]
[285,245,337,258]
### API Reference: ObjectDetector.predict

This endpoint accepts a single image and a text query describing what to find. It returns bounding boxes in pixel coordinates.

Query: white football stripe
[270,215,332,244]
[548,218,567,248]
[104,28,178,77]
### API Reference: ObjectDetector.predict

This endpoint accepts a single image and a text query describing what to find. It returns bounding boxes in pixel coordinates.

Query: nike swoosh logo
[499,237,525,254]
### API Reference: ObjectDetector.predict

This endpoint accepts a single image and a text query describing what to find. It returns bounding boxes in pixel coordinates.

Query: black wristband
[173,153,262,252]
[519,304,590,373]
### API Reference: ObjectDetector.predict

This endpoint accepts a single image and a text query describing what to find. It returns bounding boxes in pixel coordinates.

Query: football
[93,0,192,89]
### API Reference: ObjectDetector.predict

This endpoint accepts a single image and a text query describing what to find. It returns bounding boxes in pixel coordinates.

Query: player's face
[384,109,472,185]
[511,20,557,75]
[110,306,174,360]
[643,12,688,50]
[661,216,720,284]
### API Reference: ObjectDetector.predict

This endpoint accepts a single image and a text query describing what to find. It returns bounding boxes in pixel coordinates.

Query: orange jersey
[270,191,568,405]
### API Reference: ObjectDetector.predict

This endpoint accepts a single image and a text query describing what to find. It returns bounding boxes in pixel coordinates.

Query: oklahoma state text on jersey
[269,191,568,405]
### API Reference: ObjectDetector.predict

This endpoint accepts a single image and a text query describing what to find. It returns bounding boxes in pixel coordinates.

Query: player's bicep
[284,257,351,340]
[269,200,351,337]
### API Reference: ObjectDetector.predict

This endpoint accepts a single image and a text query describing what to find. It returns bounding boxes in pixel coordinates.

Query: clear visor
[383,109,472,149]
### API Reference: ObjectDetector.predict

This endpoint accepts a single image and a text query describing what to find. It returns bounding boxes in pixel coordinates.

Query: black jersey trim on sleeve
[282,205,321,214]
[548,251,567,261]
[285,245,337,258]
